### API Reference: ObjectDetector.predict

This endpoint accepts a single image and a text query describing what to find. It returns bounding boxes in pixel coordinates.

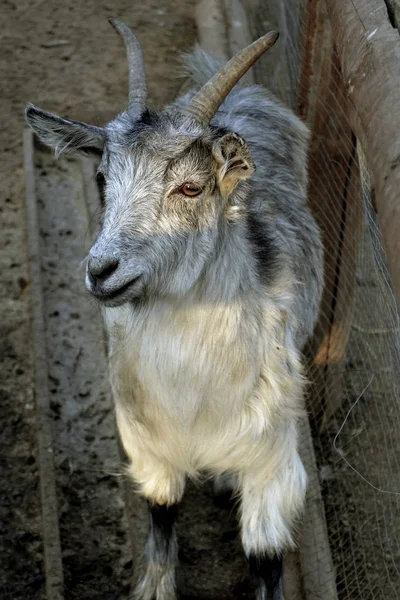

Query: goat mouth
[90,276,142,305]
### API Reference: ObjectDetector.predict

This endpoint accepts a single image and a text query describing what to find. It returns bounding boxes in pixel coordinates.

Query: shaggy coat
[26,43,323,600]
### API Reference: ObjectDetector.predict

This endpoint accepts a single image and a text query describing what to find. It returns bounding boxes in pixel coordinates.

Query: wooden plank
[195,0,229,60]
[241,0,307,108]
[324,0,400,309]
[298,0,363,428]
[26,142,133,599]
[224,0,256,84]
[299,418,338,599]
[23,129,64,600]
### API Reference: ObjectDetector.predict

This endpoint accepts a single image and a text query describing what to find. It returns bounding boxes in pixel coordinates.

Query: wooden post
[24,130,64,600]
[324,0,400,310]
[195,0,229,60]
[298,0,363,428]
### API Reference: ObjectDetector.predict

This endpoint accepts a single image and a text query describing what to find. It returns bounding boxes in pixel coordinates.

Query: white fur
[105,266,308,556]
[26,40,323,599]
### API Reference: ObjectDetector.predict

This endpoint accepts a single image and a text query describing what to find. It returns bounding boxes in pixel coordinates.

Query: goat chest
[105,297,263,426]
[102,292,302,475]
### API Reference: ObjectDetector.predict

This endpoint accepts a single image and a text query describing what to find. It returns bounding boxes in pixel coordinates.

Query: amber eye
[180,183,202,197]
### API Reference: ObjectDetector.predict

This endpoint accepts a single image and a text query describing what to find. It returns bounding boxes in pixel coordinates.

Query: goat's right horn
[109,19,147,116]
[187,31,279,124]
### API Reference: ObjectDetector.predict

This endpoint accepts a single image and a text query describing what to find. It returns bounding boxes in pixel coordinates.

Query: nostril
[97,260,119,280]
[88,256,119,284]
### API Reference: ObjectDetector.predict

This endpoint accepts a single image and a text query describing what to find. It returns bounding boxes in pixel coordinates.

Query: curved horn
[109,19,147,116]
[187,31,279,123]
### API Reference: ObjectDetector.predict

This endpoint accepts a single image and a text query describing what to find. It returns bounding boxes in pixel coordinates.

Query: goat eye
[180,183,202,197]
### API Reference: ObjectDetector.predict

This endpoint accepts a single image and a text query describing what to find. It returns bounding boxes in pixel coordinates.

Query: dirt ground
[0,2,258,599]
[3,1,400,600]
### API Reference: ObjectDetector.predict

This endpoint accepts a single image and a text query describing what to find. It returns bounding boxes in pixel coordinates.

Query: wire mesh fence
[240,0,400,597]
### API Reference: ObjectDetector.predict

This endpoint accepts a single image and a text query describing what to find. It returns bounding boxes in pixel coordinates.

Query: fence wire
[245,1,400,598]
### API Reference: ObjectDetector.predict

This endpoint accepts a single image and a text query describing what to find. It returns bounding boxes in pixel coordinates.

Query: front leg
[134,501,180,600]
[115,401,185,599]
[127,458,185,600]
[239,421,307,600]
[248,554,283,600]
[124,456,184,599]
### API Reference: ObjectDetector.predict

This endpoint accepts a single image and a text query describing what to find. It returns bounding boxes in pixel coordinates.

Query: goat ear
[25,104,105,157]
[212,132,255,197]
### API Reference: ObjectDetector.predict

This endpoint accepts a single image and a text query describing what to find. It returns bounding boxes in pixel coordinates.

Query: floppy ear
[25,104,105,157]
[212,132,255,198]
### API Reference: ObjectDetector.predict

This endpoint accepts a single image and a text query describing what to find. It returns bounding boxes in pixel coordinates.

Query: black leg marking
[134,502,179,600]
[249,554,284,600]
[148,502,178,562]
[213,473,237,509]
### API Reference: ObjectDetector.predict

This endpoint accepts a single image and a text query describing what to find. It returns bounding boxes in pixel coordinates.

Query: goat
[26,19,323,600]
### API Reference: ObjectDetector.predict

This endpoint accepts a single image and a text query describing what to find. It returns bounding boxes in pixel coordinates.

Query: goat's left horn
[187,31,279,124]
[109,19,147,116]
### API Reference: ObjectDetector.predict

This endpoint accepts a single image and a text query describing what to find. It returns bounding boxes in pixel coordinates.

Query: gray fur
[134,521,178,600]
[25,38,323,600]
[25,104,105,157]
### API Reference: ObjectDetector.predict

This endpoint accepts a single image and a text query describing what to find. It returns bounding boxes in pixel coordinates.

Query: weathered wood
[298,418,338,600]
[24,129,64,600]
[32,144,132,597]
[241,0,307,108]
[324,0,400,309]
[195,0,229,61]
[224,0,255,84]
[298,0,363,428]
